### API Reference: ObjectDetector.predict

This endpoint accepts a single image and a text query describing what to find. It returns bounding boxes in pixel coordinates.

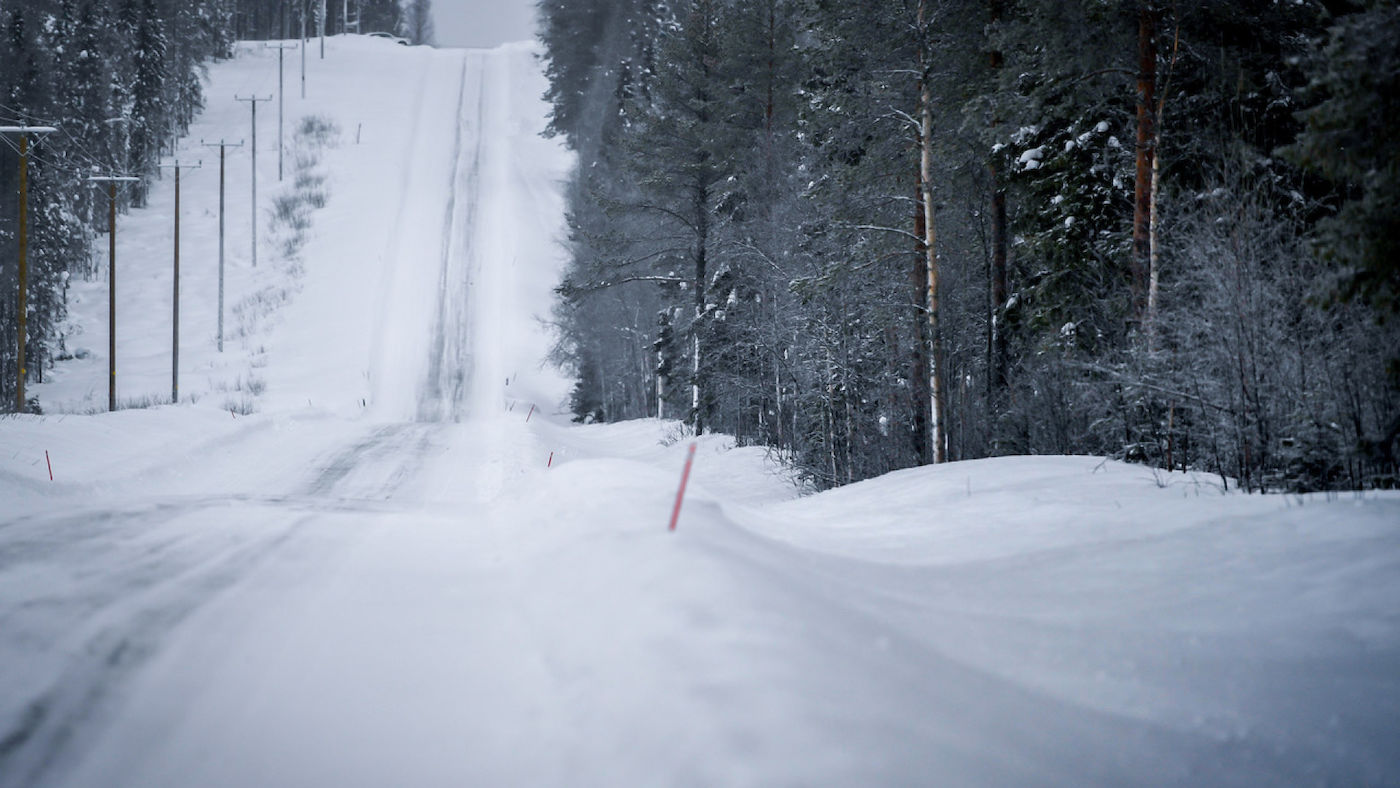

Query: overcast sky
[432,0,537,49]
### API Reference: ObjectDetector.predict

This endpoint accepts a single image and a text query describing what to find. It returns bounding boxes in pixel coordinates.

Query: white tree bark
[918,0,945,464]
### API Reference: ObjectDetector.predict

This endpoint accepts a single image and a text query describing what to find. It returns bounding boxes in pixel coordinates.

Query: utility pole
[201,140,244,353]
[157,159,201,404]
[0,125,57,413]
[87,175,140,412]
[235,95,271,267]
[299,2,308,99]
[263,42,299,181]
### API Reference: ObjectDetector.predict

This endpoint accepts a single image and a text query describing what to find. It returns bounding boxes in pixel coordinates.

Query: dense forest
[0,0,405,416]
[538,0,1399,492]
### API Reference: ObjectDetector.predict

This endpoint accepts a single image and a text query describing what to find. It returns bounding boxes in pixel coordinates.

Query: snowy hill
[1,37,1398,787]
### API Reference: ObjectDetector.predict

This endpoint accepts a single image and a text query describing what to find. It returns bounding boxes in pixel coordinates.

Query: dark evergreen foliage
[539,0,1399,491]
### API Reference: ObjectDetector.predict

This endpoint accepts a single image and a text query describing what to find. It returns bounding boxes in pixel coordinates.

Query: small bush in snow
[295,115,340,149]
[118,394,170,410]
[272,194,311,231]
[224,395,256,415]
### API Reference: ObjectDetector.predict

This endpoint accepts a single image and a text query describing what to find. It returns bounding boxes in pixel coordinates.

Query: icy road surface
[2,39,1399,788]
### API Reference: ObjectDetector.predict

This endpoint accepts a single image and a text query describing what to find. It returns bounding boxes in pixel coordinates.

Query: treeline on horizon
[230,1,402,40]
[0,0,403,414]
[537,0,1399,492]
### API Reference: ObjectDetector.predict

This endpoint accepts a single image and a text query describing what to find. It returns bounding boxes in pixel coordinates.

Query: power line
[0,103,60,127]
[56,125,123,174]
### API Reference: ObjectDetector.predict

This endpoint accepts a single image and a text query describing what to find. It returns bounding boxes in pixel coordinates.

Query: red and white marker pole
[668,442,697,532]
[547,451,554,467]
[45,450,52,481]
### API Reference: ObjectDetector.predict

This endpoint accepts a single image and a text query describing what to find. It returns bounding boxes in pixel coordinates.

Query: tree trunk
[691,19,713,435]
[765,1,775,145]
[1132,1,1158,327]
[691,331,701,432]
[1147,144,1161,344]
[988,0,1009,407]
[1146,9,1179,347]
[826,347,838,483]
[912,185,932,465]
[773,348,783,451]
[692,174,708,434]
[918,0,946,463]
[657,345,665,420]
[842,318,855,484]
[989,175,1008,386]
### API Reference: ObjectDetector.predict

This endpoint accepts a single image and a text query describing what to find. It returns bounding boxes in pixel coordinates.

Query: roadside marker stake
[668,442,698,532]
[526,404,535,422]
[547,451,554,467]
[45,450,52,481]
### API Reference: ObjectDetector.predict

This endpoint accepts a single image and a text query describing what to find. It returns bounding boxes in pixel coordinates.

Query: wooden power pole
[300,2,308,99]
[0,125,57,413]
[235,95,272,267]
[88,175,140,412]
[263,42,299,181]
[201,140,244,353]
[157,159,201,404]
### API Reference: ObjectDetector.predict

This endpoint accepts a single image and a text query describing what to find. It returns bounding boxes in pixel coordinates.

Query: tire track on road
[420,56,482,424]
[0,507,309,788]
[304,423,439,499]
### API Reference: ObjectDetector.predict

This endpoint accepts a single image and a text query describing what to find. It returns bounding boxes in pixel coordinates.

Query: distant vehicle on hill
[366,31,410,46]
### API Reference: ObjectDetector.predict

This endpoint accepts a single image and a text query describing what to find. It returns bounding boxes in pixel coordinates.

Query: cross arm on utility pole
[198,139,245,160]
[156,158,203,173]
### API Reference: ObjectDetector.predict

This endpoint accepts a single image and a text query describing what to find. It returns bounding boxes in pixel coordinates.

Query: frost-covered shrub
[268,116,338,259]
[295,115,340,149]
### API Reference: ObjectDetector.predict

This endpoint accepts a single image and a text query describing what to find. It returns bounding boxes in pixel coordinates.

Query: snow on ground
[2,35,1399,788]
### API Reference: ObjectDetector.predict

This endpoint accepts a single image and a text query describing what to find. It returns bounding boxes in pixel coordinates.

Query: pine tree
[537,0,1397,489]
[1285,0,1400,317]
[127,0,168,205]
[359,0,403,35]
[405,0,434,46]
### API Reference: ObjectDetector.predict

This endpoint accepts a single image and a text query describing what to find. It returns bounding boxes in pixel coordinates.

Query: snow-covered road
[2,41,585,786]
[2,40,1398,787]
